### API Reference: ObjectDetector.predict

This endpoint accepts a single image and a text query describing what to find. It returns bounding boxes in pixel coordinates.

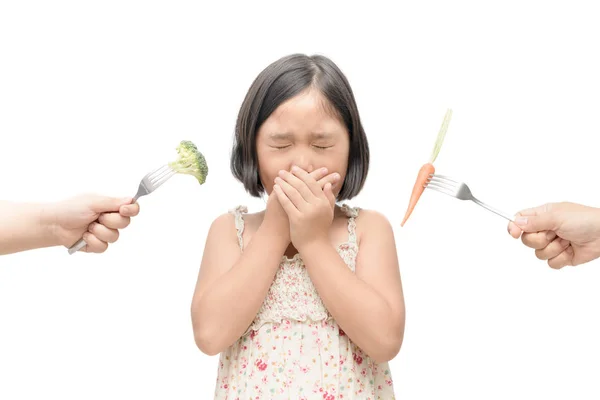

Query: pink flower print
[339,329,345,336]
[250,330,256,340]
[353,353,363,365]
[255,359,267,371]
[320,391,335,400]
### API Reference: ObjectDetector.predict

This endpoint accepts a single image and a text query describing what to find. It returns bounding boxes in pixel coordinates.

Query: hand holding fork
[67,165,176,254]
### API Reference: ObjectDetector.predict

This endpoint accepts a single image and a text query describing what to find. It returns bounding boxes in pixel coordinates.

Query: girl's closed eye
[269,144,332,150]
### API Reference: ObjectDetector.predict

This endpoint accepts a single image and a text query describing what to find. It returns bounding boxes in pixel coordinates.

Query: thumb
[89,196,133,213]
[514,205,559,233]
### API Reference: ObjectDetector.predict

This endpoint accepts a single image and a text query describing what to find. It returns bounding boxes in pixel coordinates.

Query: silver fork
[67,164,176,255]
[425,173,515,222]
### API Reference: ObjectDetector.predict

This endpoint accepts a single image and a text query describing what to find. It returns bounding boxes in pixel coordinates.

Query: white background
[1,1,599,399]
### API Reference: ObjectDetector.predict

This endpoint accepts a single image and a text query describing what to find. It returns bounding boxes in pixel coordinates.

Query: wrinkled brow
[268,132,334,140]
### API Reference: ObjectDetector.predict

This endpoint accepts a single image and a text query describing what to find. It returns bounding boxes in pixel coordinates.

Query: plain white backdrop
[1,1,599,399]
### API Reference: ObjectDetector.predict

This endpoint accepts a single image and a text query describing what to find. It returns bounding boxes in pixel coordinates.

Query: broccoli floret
[168,140,208,184]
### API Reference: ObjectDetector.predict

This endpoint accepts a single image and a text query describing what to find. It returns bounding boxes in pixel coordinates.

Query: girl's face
[256,89,350,197]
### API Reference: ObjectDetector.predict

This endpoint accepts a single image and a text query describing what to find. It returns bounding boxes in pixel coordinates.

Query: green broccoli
[168,140,208,184]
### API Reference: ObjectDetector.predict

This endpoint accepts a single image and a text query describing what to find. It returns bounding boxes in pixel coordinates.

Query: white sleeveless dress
[213,204,396,399]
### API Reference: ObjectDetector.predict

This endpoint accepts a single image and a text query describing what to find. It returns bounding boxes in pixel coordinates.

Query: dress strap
[228,205,247,251]
[340,203,360,244]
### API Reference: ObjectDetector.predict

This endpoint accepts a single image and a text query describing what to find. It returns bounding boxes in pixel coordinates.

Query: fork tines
[424,173,457,196]
[148,164,176,186]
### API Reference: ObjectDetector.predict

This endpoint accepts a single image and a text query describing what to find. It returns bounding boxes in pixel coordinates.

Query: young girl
[191,54,405,399]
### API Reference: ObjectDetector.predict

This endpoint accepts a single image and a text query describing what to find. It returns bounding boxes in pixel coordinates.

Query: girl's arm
[191,211,288,356]
[300,210,405,363]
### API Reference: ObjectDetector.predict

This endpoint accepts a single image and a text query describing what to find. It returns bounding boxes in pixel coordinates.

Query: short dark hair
[230,53,370,200]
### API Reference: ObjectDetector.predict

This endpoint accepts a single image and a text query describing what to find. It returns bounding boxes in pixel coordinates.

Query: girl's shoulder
[338,203,390,223]
[205,205,265,251]
[339,203,394,241]
[226,205,265,233]
[205,205,255,235]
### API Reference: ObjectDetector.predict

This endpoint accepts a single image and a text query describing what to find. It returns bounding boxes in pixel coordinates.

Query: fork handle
[471,197,515,222]
[68,238,87,254]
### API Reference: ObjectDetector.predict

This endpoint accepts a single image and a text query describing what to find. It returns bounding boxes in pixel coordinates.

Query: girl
[191,54,405,399]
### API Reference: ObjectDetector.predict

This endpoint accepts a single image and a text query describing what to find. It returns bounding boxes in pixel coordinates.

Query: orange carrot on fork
[400,109,453,227]
[400,163,436,226]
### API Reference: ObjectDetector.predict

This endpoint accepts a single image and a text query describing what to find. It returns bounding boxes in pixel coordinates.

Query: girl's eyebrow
[269,132,334,140]
[269,132,293,141]
[310,132,334,139]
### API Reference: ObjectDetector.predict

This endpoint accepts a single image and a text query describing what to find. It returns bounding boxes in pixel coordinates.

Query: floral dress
[213,204,396,399]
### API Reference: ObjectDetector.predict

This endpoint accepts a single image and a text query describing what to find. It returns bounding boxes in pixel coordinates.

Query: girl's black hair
[231,53,369,200]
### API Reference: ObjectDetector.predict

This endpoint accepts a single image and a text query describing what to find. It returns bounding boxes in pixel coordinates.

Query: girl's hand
[263,189,291,243]
[263,168,340,244]
[273,166,337,251]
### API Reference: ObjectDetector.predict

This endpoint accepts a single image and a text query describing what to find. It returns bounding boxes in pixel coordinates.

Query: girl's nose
[292,152,313,173]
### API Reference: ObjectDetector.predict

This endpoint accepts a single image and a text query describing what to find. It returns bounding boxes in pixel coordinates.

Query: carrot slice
[400,109,453,226]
